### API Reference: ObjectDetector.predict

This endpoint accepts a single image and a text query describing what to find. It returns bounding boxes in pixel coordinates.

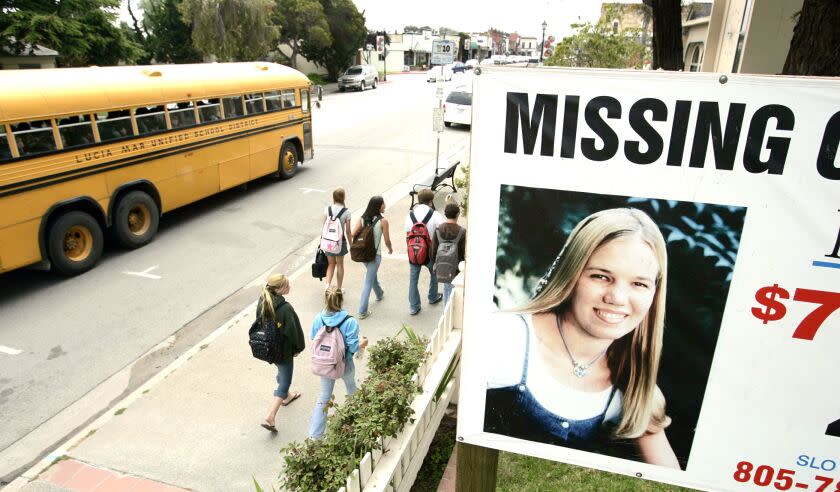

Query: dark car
[451,62,468,73]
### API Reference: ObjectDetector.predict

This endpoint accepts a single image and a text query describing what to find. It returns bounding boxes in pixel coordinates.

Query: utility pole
[540,20,547,64]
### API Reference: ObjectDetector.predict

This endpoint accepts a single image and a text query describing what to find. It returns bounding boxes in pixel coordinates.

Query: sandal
[280,391,301,406]
[260,421,277,432]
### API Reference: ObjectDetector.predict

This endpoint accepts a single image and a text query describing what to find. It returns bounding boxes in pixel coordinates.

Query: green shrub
[281,328,428,492]
[307,73,327,85]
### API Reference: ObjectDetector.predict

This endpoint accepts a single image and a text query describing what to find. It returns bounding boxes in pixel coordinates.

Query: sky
[119,0,643,41]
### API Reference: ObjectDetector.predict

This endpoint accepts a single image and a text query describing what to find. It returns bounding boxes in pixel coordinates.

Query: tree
[0,0,144,66]
[782,0,840,76]
[304,0,366,80]
[546,7,647,69]
[139,0,202,63]
[179,0,277,61]
[642,0,682,70]
[272,0,331,69]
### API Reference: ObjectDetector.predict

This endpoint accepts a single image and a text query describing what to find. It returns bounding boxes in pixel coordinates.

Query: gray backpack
[433,228,463,283]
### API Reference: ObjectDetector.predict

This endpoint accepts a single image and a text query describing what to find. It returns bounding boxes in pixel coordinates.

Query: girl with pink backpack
[308,287,368,439]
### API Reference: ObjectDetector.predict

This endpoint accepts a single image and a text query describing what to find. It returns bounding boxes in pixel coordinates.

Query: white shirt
[404,204,445,238]
[485,312,623,422]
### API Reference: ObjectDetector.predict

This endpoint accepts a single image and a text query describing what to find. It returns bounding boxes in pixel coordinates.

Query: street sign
[431,40,456,65]
[436,86,444,99]
[432,107,444,132]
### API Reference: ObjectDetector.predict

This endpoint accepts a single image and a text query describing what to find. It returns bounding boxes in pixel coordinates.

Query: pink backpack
[311,316,350,379]
[320,206,347,254]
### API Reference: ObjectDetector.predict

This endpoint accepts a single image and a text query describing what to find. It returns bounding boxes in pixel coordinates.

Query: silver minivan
[338,65,378,92]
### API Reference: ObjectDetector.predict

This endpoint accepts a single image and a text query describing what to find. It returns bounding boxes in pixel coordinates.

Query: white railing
[337,272,464,492]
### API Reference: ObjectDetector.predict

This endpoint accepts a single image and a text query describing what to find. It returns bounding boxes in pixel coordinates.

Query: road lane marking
[0,345,23,355]
[299,187,326,194]
[123,265,162,279]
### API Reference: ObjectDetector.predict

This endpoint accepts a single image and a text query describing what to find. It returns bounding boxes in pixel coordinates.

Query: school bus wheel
[47,211,104,276]
[114,191,160,249]
[279,142,298,179]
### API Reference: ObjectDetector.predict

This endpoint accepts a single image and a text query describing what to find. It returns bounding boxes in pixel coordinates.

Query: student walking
[431,202,466,306]
[308,287,369,439]
[351,196,393,319]
[256,274,305,432]
[322,187,352,290]
[404,189,445,315]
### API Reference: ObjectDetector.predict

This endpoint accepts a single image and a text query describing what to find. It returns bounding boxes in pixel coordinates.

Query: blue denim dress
[484,315,618,452]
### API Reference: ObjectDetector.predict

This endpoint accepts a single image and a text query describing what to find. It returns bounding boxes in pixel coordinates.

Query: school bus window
[302,90,310,112]
[12,119,57,157]
[96,110,133,142]
[222,96,244,119]
[197,98,221,123]
[245,93,265,114]
[135,105,167,135]
[281,89,296,108]
[0,126,11,160]
[57,114,94,149]
[167,101,196,129]
[264,90,282,111]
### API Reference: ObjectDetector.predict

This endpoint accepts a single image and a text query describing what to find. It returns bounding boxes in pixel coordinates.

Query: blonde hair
[261,274,289,319]
[324,286,344,312]
[333,187,346,205]
[520,207,670,438]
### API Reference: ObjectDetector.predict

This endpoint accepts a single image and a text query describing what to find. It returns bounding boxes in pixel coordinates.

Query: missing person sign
[457,66,839,491]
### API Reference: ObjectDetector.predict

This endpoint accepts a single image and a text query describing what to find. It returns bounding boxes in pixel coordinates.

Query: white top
[404,204,446,238]
[486,312,623,422]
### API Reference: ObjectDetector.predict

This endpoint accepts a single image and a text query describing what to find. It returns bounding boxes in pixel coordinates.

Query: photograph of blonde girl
[485,187,746,469]
[484,208,678,467]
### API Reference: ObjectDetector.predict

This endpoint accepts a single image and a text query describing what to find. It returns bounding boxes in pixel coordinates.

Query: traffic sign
[431,40,456,65]
[433,107,444,132]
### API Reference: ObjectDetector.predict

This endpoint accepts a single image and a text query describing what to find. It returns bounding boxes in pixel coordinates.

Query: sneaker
[375,291,385,302]
[429,293,443,305]
[358,311,371,319]
[409,307,421,315]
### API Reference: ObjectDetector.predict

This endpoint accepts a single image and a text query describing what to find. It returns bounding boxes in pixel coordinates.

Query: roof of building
[2,37,58,57]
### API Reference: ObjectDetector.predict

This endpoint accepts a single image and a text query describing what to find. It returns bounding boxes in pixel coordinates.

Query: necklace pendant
[573,363,589,378]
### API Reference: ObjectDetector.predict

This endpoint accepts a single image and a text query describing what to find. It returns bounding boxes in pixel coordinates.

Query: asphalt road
[0,71,472,483]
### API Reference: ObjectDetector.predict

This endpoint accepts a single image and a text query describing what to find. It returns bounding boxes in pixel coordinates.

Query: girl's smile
[566,234,659,342]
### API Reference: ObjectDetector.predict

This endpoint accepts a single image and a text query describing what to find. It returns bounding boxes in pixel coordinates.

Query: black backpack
[350,216,380,262]
[312,248,328,280]
[249,300,284,364]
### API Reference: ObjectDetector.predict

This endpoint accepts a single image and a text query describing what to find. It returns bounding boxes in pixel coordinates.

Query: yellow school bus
[0,62,314,275]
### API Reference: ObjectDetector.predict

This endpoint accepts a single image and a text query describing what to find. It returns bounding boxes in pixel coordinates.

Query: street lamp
[540,20,547,64]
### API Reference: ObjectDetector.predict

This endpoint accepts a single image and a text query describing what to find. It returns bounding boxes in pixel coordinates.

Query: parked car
[465,59,478,69]
[451,62,468,73]
[443,89,472,127]
[338,65,378,92]
[426,65,453,82]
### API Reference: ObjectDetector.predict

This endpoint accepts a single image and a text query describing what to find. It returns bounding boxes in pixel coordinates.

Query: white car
[465,59,478,69]
[426,65,453,82]
[443,89,472,127]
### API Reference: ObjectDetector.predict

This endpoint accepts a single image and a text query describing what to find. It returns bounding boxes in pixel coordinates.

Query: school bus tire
[279,142,298,180]
[47,211,104,276]
[113,191,160,249]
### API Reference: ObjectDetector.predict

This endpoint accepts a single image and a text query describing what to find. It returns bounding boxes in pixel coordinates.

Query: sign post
[432,39,456,65]
[433,85,445,172]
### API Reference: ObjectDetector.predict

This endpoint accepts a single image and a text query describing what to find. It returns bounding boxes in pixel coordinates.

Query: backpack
[312,248,328,280]
[311,316,351,380]
[320,206,347,254]
[433,227,464,283]
[350,216,381,263]
[406,209,434,265]
[249,300,284,364]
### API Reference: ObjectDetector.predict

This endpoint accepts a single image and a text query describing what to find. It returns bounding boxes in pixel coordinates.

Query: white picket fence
[336,274,464,492]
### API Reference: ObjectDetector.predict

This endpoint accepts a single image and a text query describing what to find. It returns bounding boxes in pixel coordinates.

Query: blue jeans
[408,262,439,312]
[309,356,357,439]
[359,254,384,314]
[273,360,294,398]
[443,282,454,307]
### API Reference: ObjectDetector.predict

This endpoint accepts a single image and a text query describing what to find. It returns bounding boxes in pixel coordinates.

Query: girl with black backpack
[256,274,305,432]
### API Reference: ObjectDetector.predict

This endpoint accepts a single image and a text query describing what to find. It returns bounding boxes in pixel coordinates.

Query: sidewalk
[8,173,464,491]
